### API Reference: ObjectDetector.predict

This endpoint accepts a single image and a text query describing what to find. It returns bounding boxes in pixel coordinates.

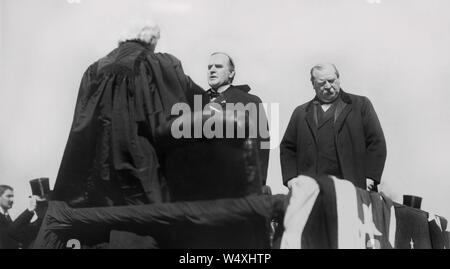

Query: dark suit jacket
[280,90,386,189]
[218,85,271,185]
[0,210,35,249]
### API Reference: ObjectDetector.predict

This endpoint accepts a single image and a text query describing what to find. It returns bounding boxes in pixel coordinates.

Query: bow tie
[207,89,221,100]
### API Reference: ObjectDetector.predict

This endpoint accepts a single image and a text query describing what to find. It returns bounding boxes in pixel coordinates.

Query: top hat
[403,195,422,209]
[29,178,51,199]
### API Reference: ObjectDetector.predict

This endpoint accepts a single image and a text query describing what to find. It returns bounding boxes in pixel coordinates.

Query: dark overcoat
[280,90,386,189]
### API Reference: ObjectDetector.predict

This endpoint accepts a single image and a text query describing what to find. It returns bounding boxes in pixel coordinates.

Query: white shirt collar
[321,103,332,112]
[213,84,231,94]
[0,207,7,215]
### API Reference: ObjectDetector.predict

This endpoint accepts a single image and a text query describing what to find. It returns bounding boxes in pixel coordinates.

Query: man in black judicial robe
[52,22,205,248]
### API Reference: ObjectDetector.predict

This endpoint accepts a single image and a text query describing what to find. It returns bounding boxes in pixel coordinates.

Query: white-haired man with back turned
[52,20,205,248]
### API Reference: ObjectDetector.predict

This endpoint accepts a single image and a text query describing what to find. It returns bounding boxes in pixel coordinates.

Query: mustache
[323,87,338,92]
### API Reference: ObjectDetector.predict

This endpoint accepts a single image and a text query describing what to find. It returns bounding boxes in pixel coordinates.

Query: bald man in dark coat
[206,52,270,185]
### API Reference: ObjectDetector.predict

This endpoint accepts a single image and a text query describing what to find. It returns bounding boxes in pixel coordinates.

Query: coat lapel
[0,213,11,227]
[334,99,347,123]
[306,90,353,141]
[334,91,353,134]
[306,102,318,143]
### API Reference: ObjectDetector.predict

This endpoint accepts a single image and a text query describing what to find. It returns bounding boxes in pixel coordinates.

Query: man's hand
[366,178,376,192]
[27,196,39,212]
[287,179,295,190]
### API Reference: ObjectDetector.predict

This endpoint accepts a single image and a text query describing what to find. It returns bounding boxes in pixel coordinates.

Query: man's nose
[324,82,334,91]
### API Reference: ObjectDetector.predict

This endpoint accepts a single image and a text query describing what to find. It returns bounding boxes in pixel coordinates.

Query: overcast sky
[1,0,450,220]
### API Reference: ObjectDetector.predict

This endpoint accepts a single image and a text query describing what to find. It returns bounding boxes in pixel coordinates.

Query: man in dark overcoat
[280,63,386,190]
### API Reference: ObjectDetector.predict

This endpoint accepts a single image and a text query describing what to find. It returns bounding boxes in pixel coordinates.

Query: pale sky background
[1,0,450,221]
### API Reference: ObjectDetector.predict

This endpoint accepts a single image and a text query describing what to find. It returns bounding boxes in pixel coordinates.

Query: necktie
[207,89,220,100]
[4,213,12,223]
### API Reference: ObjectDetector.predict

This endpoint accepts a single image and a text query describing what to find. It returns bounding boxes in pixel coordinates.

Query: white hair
[118,19,161,47]
[310,63,340,83]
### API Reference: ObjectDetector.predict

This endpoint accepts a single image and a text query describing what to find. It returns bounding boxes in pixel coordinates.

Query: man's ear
[229,71,236,81]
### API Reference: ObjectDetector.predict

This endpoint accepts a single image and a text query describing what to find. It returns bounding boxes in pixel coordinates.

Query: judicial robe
[53,41,204,207]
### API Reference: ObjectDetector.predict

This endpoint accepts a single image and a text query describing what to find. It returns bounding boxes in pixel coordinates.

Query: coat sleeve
[280,108,300,186]
[253,96,270,186]
[11,210,34,229]
[52,64,98,202]
[70,63,99,132]
[166,53,207,111]
[361,97,387,183]
[185,75,208,111]
[7,210,35,247]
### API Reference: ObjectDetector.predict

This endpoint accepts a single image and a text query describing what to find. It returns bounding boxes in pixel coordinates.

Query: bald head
[211,52,235,73]
[207,52,236,89]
